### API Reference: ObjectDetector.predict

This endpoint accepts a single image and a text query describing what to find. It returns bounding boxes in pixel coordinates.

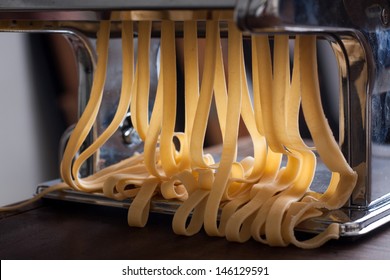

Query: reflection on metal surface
[120,112,141,146]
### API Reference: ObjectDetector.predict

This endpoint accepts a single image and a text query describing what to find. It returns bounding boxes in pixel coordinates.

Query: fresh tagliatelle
[0,20,358,249]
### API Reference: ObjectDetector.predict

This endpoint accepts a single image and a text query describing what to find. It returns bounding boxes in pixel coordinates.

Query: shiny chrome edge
[341,195,390,236]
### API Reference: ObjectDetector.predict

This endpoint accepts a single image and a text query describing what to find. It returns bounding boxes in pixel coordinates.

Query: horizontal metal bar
[36,180,390,237]
[0,0,237,11]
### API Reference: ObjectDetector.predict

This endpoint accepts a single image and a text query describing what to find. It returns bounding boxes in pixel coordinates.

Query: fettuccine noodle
[0,20,358,249]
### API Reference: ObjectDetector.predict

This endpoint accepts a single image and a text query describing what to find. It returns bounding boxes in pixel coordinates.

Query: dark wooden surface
[1,199,390,260]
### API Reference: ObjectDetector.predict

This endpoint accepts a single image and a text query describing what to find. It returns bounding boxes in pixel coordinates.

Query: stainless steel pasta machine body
[0,0,390,236]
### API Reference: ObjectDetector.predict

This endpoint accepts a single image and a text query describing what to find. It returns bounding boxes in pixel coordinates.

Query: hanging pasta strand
[172,20,220,236]
[203,21,243,237]
[59,20,111,192]
[279,35,358,249]
[71,21,136,192]
[179,20,200,171]
[299,35,357,208]
[189,20,220,170]
[131,21,151,140]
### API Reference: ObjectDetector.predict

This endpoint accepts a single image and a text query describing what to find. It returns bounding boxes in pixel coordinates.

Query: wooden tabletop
[1,198,390,260]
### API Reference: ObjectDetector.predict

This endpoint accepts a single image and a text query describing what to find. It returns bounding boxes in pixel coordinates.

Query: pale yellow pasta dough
[0,20,358,249]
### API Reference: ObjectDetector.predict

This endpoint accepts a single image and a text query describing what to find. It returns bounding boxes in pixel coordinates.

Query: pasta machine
[1,0,390,238]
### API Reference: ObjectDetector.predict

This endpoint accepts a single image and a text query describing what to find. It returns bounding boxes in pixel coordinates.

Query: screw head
[381,8,390,26]
[120,113,140,145]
